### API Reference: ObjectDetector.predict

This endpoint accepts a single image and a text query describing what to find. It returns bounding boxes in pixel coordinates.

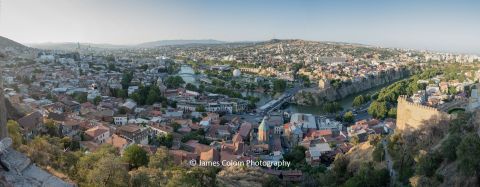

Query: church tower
[258,117,269,142]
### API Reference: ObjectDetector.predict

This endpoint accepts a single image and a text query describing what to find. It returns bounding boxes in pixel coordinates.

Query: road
[382,139,396,186]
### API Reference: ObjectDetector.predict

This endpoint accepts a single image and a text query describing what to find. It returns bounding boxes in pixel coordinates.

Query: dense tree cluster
[343,111,355,123]
[368,101,388,119]
[123,144,149,168]
[352,94,370,108]
[181,129,210,145]
[121,71,133,89]
[272,79,287,93]
[368,68,440,119]
[150,133,173,148]
[164,76,185,89]
[129,85,167,106]
[7,125,220,187]
[315,153,390,187]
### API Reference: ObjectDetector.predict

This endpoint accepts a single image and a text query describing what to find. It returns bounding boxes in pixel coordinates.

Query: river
[243,85,386,116]
[242,84,388,115]
[178,65,196,84]
[181,64,386,117]
[286,85,385,115]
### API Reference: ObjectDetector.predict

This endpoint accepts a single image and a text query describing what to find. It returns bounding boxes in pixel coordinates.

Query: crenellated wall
[396,96,451,133]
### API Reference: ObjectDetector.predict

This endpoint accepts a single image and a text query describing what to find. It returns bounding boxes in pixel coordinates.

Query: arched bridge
[437,98,469,113]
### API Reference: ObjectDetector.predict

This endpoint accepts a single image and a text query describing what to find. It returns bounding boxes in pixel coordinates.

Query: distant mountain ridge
[28,42,129,50]
[28,39,227,50]
[135,39,226,48]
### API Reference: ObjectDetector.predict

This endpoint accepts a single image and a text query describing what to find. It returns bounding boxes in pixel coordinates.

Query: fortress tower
[396,96,451,133]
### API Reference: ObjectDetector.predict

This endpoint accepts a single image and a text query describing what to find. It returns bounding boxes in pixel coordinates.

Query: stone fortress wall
[396,96,451,132]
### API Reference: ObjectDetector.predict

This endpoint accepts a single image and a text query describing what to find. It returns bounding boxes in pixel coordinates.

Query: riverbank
[285,84,385,116]
[294,68,410,107]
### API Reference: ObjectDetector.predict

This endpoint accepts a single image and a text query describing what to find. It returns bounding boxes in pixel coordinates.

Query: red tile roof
[85,125,109,138]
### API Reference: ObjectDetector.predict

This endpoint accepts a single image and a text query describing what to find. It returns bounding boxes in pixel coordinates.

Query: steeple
[258,116,269,142]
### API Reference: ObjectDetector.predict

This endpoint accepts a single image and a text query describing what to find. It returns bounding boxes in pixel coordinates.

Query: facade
[85,125,111,144]
[316,117,343,131]
[114,116,128,126]
[116,124,149,145]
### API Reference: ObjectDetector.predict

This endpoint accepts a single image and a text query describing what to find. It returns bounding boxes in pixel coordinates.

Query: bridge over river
[437,98,469,113]
[256,86,301,115]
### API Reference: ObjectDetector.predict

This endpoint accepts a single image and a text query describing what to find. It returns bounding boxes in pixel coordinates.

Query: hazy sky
[0,0,479,53]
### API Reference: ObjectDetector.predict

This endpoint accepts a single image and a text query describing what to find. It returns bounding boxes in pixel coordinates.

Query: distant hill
[28,42,129,50]
[136,39,226,48]
[0,36,28,51]
[28,39,227,50]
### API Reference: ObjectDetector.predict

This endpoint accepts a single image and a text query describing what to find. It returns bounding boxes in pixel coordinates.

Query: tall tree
[343,111,355,123]
[352,95,365,107]
[368,101,388,119]
[272,79,287,93]
[457,133,480,175]
[149,147,173,170]
[123,144,149,168]
[86,156,129,187]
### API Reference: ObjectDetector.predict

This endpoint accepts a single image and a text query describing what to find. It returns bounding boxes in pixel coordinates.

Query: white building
[317,117,343,131]
[85,125,111,144]
[114,116,128,126]
[290,113,317,131]
[128,86,139,95]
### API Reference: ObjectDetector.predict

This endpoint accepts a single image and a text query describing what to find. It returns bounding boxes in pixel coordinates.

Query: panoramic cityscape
[1,0,480,187]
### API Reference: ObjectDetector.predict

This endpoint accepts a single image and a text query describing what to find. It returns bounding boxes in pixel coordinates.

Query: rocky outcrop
[217,166,270,187]
[1,79,8,139]
[294,68,410,106]
[0,147,75,187]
